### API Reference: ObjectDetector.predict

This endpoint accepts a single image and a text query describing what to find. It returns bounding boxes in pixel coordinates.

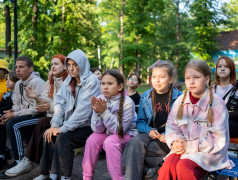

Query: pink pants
[82,132,131,180]
[158,153,207,180]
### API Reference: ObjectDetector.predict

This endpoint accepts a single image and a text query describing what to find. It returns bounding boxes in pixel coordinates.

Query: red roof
[216,30,238,50]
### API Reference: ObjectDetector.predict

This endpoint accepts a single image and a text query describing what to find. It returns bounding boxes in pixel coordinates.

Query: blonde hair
[151,61,175,127]
[177,59,213,123]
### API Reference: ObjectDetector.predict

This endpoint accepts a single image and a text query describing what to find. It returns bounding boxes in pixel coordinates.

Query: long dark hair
[102,69,125,138]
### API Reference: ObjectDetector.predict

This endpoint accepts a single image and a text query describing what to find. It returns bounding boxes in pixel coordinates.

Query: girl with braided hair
[123,61,182,180]
[158,59,233,180]
[82,69,137,180]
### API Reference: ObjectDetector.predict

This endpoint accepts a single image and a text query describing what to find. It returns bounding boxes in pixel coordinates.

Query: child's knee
[176,159,191,174]
[103,135,121,150]
[6,118,15,131]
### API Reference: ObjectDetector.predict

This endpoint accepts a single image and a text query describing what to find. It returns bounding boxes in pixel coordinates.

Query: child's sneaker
[5,157,33,177]
[33,174,50,180]
[0,158,7,171]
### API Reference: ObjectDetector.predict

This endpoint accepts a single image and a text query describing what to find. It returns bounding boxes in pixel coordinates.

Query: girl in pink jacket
[158,59,233,180]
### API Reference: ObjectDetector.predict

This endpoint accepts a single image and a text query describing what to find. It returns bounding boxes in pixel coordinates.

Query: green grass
[137,83,151,94]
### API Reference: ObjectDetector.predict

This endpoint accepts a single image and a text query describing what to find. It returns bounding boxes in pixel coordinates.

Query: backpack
[225,81,238,112]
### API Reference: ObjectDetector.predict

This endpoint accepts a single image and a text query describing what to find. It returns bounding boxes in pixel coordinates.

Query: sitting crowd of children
[0,52,237,180]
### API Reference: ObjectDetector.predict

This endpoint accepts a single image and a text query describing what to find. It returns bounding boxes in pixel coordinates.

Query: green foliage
[190,0,220,64]
[221,0,238,30]
[1,0,101,80]
[0,0,231,82]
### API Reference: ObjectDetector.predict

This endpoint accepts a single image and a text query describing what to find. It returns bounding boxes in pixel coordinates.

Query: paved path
[1,148,232,180]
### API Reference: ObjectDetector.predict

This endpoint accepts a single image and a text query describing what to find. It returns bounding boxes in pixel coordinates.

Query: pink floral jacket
[165,89,234,171]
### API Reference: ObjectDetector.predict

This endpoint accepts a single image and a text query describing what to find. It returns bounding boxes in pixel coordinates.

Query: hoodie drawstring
[19,83,26,105]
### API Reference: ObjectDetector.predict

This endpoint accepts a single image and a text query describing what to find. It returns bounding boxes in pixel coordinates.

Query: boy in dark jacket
[0,71,19,170]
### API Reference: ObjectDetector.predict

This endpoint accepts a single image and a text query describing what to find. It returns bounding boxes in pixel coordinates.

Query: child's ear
[118,83,124,92]
[30,66,33,73]
[169,77,174,85]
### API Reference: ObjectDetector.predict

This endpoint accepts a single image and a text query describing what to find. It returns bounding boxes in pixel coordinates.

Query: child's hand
[24,87,37,99]
[159,134,166,143]
[149,130,161,139]
[0,110,15,124]
[171,139,186,154]
[90,97,107,114]
[43,127,61,143]
[36,100,50,112]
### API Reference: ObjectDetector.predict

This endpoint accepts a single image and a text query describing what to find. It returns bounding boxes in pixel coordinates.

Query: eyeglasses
[129,78,138,82]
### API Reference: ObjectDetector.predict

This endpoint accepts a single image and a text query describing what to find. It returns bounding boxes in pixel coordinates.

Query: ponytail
[177,88,188,120]
[117,88,125,138]
[151,89,156,127]
[207,84,213,123]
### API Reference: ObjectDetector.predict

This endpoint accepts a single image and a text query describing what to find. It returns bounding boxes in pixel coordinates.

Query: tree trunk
[135,34,141,77]
[175,0,180,82]
[31,0,38,45]
[62,0,66,24]
[119,0,125,76]
[4,2,12,57]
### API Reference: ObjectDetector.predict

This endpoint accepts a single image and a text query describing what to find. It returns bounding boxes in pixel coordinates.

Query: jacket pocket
[192,119,209,138]
[176,119,189,139]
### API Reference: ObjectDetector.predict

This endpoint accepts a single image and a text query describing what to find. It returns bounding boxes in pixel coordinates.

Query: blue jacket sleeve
[136,97,154,134]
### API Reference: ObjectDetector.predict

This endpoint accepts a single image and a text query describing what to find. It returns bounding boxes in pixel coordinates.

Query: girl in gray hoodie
[37,49,100,180]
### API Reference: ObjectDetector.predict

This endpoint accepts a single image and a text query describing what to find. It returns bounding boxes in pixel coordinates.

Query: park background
[0,0,238,92]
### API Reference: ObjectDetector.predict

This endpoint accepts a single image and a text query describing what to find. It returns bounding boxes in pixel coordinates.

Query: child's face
[151,67,173,94]
[216,59,231,80]
[67,59,79,79]
[101,74,123,99]
[127,75,139,88]
[185,68,210,98]
[6,76,16,90]
[94,70,102,81]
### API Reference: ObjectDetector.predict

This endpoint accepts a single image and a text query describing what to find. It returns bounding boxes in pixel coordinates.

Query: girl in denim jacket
[82,69,137,180]
[158,59,233,180]
[123,61,182,180]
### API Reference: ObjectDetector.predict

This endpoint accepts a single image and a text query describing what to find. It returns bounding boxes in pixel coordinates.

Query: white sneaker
[33,174,50,180]
[5,157,33,177]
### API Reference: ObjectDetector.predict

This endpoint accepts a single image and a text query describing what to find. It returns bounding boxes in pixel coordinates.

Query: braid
[117,89,125,138]
[167,84,173,113]
[151,89,156,128]
[207,85,213,123]
[177,88,188,120]
[160,85,173,128]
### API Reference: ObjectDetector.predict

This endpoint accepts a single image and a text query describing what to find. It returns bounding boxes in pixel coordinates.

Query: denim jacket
[136,87,183,134]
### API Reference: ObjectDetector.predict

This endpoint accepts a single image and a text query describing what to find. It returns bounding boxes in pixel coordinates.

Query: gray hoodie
[12,72,45,117]
[50,49,101,133]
